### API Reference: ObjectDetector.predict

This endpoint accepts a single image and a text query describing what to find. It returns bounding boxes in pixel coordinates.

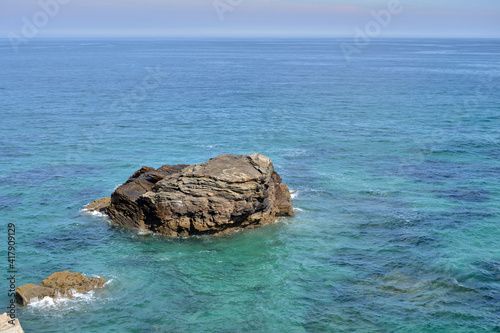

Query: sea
[1,38,499,332]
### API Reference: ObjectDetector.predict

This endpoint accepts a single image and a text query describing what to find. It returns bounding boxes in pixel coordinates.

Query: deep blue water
[1,38,499,332]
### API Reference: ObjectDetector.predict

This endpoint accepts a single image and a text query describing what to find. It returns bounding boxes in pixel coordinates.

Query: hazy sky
[1,0,499,38]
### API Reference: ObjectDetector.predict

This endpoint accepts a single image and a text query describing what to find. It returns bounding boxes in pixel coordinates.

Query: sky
[1,0,499,38]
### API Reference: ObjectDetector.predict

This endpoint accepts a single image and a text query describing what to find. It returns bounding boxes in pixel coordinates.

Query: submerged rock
[87,154,294,236]
[15,271,105,306]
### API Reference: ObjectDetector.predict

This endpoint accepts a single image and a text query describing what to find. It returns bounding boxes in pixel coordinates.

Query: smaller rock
[84,197,111,214]
[0,313,24,333]
[15,271,105,306]
[15,284,56,306]
[40,271,105,297]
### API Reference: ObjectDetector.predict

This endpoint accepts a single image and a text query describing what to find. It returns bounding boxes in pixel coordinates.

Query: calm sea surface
[1,38,499,332]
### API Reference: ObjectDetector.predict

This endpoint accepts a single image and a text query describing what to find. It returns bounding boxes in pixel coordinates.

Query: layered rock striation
[87,154,294,236]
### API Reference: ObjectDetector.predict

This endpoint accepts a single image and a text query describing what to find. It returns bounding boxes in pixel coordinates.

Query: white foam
[27,275,112,312]
[81,208,108,217]
[28,290,96,310]
[283,149,307,157]
[197,144,218,149]
[137,229,153,235]
[81,202,109,217]
[197,250,216,254]
[293,207,304,212]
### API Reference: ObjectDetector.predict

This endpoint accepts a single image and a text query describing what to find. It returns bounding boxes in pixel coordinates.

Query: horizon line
[2,34,499,40]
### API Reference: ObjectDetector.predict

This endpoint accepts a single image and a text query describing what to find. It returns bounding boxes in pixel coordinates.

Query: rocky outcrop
[108,164,188,230]
[0,313,24,333]
[87,154,294,236]
[84,197,111,215]
[15,271,105,306]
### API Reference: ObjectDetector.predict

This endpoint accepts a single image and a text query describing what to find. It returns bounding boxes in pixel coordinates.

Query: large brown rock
[15,272,105,306]
[99,154,294,236]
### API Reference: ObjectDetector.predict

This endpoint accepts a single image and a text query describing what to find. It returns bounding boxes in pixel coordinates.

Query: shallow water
[1,38,499,332]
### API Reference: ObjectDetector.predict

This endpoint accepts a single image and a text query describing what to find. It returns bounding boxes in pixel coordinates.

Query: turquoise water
[1,38,499,332]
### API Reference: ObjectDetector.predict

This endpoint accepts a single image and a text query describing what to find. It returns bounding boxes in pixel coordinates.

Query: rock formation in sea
[86,153,294,236]
[16,271,105,306]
